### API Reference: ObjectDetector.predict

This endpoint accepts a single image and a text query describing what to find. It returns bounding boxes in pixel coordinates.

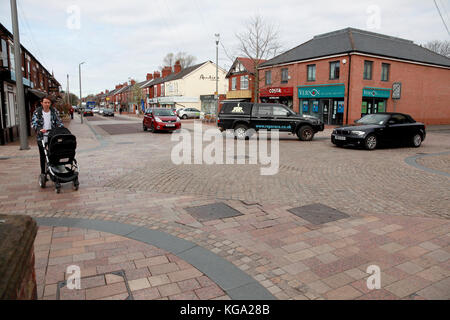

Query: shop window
[364,61,373,80]
[381,63,390,81]
[281,68,288,83]
[329,61,340,80]
[265,70,272,85]
[240,75,249,90]
[307,64,316,81]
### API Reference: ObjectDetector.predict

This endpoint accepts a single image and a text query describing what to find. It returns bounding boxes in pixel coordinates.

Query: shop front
[361,87,390,118]
[298,84,345,125]
[260,87,293,109]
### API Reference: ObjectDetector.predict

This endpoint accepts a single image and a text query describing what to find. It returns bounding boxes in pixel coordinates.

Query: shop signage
[260,87,293,97]
[362,87,391,98]
[199,74,218,81]
[298,84,345,98]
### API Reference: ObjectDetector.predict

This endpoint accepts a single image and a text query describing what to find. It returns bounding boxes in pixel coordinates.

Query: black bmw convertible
[331,113,426,150]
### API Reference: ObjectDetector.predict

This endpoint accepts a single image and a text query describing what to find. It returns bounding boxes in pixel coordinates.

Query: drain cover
[184,202,243,222]
[117,142,134,145]
[56,270,133,300]
[288,203,349,225]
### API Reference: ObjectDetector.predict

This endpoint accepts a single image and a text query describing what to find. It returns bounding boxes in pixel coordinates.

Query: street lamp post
[10,0,29,150]
[79,62,85,124]
[215,33,220,118]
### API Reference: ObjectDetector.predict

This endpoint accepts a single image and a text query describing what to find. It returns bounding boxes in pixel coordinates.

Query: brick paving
[35,226,229,300]
[0,115,449,300]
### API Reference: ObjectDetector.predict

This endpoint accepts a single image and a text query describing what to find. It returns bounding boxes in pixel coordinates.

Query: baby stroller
[38,127,79,193]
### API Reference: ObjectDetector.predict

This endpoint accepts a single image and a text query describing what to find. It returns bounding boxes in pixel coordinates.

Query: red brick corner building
[258,28,450,125]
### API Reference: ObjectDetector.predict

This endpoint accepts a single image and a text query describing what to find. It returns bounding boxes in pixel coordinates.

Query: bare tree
[423,40,450,58]
[175,52,197,69]
[236,14,282,101]
[131,82,144,114]
[160,52,197,71]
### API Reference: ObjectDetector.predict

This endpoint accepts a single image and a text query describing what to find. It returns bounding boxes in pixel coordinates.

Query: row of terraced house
[0,23,61,145]
[95,27,450,125]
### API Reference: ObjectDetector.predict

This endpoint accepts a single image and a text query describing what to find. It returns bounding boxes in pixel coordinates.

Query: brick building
[0,23,60,145]
[225,57,265,103]
[259,28,450,125]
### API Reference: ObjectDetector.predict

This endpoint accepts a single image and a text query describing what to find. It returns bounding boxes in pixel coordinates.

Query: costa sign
[260,87,293,97]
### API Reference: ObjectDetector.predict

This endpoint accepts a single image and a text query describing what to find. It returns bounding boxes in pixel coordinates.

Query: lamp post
[10,0,29,150]
[215,33,220,117]
[79,62,85,123]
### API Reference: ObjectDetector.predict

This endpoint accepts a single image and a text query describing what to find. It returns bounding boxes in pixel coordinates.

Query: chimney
[131,79,136,85]
[146,73,153,81]
[106,90,109,94]
[174,60,182,74]
[162,66,172,78]
[153,71,160,79]
[123,82,127,86]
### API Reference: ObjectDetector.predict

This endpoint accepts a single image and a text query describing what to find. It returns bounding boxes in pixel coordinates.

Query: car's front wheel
[364,134,377,150]
[412,133,422,147]
[143,124,147,131]
[297,126,314,141]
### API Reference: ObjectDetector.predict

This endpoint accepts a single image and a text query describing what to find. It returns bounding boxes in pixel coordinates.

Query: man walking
[31,95,64,181]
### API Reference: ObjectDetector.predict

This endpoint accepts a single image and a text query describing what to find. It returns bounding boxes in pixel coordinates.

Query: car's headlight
[351,130,366,136]
[154,117,162,122]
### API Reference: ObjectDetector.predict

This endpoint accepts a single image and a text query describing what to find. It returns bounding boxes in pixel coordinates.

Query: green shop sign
[362,87,391,98]
[298,84,345,98]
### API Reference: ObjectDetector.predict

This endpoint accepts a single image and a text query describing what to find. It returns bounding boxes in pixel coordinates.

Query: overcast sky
[1,0,449,96]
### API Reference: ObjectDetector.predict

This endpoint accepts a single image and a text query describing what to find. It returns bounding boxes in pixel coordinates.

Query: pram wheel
[73,178,79,191]
[39,174,47,188]
[55,182,61,194]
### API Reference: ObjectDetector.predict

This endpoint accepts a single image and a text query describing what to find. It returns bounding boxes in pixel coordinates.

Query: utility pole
[79,62,85,124]
[66,74,69,106]
[215,33,220,117]
[10,0,29,150]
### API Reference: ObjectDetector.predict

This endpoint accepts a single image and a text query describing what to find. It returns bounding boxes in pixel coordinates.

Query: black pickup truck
[217,102,324,140]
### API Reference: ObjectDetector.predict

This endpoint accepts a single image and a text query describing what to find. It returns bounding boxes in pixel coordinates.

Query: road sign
[392,82,402,99]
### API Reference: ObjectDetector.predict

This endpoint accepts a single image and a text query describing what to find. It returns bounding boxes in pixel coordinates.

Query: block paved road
[0,113,449,300]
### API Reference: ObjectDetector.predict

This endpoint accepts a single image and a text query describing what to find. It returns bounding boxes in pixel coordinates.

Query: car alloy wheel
[182,114,188,119]
[412,134,422,147]
[365,134,377,150]
[234,125,248,140]
[298,126,314,141]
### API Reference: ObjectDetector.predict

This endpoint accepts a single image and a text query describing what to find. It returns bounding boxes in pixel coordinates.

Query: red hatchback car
[143,108,181,132]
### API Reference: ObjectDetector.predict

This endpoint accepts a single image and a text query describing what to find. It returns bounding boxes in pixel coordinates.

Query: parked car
[83,108,94,117]
[143,108,181,132]
[331,112,426,150]
[178,108,201,119]
[102,108,114,117]
[217,102,324,140]
[93,107,100,114]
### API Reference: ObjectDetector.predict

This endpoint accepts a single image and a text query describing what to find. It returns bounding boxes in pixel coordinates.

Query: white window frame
[231,77,237,90]
[240,75,249,90]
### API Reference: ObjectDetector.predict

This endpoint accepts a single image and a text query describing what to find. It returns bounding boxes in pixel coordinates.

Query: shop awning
[27,88,46,99]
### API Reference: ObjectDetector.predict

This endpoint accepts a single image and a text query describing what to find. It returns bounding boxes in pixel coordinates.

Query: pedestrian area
[1,114,449,300]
